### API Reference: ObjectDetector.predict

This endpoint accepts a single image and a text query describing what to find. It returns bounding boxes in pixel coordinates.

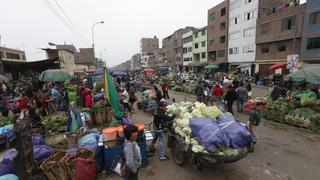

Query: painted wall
[182,31,193,66]
[300,0,320,61]
[192,28,208,63]
[59,50,76,76]
[228,0,259,64]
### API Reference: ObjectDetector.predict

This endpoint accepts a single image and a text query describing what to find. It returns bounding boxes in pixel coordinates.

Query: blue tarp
[92,68,104,76]
[190,118,229,152]
[217,114,253,149]
[111,71,127,77]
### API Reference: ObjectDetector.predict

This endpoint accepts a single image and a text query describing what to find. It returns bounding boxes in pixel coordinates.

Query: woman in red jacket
[213,82,224,105]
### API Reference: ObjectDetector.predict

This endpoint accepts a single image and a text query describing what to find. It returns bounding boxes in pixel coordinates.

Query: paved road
[105,86,320,180]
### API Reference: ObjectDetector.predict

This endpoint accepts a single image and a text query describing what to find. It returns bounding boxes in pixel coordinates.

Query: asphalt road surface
[104,86,320,180]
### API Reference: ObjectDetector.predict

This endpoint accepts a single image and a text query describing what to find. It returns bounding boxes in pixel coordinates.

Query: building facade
[130,53,141,71]
[193,27,208,63]
[227,0,259,69]
[207,0,229,64]
[182,30,194,67]
[256,2,305,75]
[140,36,159,54]
[300,0,320,64]
[154,48,165,67]
[0,47,26,61]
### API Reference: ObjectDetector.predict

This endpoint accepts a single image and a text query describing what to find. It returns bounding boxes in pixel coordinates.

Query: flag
[104,68,124,118]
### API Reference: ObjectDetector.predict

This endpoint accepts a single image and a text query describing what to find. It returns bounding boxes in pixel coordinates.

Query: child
[247,104,263,140]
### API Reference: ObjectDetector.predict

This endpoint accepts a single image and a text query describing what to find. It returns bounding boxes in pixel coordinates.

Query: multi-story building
[256,2,305,75]
[0,47,26,61]
[227,0,260,73]
[207,0,229,64]
[162,27,195,70]
[131,53,141,71]
[193,27,208,64]
[154,48,165,67]
[300,0,320,64]
[182,30,194,70]
[140,36,159,54]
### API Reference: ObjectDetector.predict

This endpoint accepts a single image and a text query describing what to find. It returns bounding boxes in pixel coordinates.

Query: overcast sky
[0,0,306,66]
[0,0,223,66]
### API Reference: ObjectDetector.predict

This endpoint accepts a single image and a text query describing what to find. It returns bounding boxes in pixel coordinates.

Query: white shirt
[122,90,129,103]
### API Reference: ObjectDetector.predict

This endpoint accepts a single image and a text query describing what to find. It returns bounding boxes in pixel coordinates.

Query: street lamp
[91,20,104,49]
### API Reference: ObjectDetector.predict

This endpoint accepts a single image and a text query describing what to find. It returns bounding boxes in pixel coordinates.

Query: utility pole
[0,35,4,74]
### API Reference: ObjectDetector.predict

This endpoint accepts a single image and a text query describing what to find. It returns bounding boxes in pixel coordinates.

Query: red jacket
[213,86,224,97]
[85,94,93,108]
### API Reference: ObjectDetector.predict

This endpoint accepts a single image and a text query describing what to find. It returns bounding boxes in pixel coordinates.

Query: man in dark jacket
[150,101,175,161]
[224,85,238,114]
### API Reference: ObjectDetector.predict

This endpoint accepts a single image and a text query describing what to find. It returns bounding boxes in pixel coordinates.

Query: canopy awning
[266,63,288,72]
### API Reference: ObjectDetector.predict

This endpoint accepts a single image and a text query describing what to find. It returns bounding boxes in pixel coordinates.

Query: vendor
[149,101,176,161]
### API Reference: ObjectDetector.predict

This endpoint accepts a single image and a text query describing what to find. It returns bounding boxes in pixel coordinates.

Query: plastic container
[103,127,117,141]
[116,126,126,138]
[136,124,145,136]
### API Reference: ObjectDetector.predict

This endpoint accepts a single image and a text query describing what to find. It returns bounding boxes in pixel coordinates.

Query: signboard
[287,54,299,69]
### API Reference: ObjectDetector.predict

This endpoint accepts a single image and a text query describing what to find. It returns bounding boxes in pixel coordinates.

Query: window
[245,10,256,21]
[230,16,239,26]
[260,23,271,35]
[209,39,214,46]
[201,41,206,47]
[307,37,320,49]
[195,32,198,38]
[5,53,20,60]
[188,47,192,52]
[261,47,269,53]
[278,44,286,52]
[244,27,255,37]
[195,43,199,49]
[0,51,3,58]
[245,0,253,4]
[220,22,226,30]
[230,0,241,12]
[310,11,320,25]
[184,57,192,62]
[229,47,239,55]
[209,51,216,60]
[183,48,188,54]
[221,8,226,16]
[229,31,241,40]
[282,16,296,31]
[217,50,225,57]
[243,44,255,53]
[182,36,193,44]
[201,30,206,36]
[220,36,226,43]
[201,52,206,59]
[209,13,216,21]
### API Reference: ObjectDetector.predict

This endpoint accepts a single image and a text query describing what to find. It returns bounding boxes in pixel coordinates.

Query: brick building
[256,2,305,75]
[140,36,159,54]
[0,47,26,61]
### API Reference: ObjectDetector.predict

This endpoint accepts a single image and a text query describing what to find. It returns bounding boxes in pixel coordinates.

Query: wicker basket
[40,151,70,180]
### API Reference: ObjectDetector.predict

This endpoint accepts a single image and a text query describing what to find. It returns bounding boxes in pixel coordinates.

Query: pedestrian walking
[236,82,248,113]
[245,80,252,99]
[121,87,131,112]
[123,125,142,180]
[247,104,263,141]
[195,84,203,103]
[213,82,224,105]
[153,85,162,105]
[224,85,237,114]
[149,101,176,161]
[161,80,170,99]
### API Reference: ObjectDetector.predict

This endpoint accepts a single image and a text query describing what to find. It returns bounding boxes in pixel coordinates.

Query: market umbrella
[144,68,155,73]
[111,71,127,77]
[204,64,219,70]
[284,66,320,84]
[266,63,287,72]
[0,74,9,83]
[235,64,249,69]
[39,69,71,82]
[92,68,104,76]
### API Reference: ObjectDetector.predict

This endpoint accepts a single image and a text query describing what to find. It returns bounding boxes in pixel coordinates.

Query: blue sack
[32,134,46,145]
[78,133,99,150]
[3,149,18,161]
[217,114,253,149]
[0,159,14,176]
[190,118,229,152]
[0,174,19,180]
[33,145,54,161]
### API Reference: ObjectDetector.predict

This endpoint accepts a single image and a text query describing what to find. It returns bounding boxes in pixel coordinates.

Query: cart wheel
[172,139,185,166]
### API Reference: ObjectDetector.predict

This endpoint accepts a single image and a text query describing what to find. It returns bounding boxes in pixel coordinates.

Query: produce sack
[3,149,18,161]
[78,133,99,150]
[217,114,253,149]
[0,159,14,176]
[75,158,96,180]
[32,134,46,145]
[119,117,133,126]
[33,145,54,161]
[0,174,19,180]
[190,118,229,152]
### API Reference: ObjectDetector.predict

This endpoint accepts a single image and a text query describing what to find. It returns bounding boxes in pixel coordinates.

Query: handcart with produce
[136,90,158,112]
[165,102,254,170]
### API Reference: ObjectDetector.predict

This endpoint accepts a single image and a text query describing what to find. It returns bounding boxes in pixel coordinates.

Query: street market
[0,64,319,180]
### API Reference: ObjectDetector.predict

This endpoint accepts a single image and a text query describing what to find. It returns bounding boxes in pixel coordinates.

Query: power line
[42,0,89,46]
[53,0,89,44]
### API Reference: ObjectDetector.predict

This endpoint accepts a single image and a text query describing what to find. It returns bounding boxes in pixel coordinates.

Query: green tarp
[284,67,320,84]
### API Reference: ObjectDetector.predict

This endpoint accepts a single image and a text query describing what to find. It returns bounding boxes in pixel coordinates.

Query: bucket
[136,124,145,136]
[103,127,117,141]
[116,126,126,138]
